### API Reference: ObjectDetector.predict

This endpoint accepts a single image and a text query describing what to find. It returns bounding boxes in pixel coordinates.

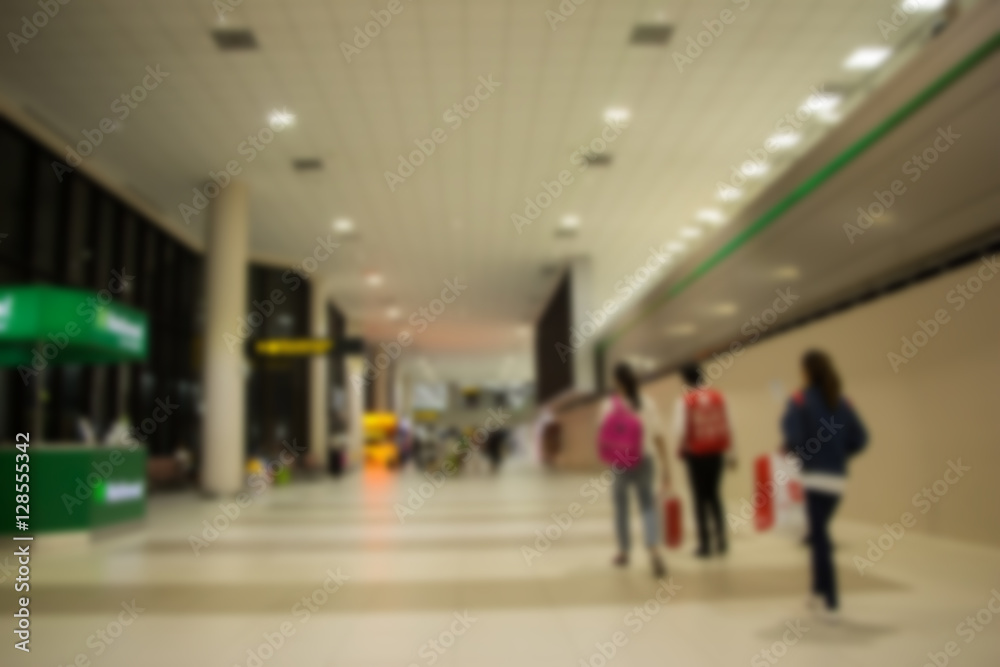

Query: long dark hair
[802,350,841,409]
[613,362,641,410]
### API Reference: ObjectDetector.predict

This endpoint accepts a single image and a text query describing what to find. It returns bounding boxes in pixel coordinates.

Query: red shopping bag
[664,496,683,548]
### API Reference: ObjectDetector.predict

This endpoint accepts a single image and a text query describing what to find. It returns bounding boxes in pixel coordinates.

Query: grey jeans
[612,457,659,552]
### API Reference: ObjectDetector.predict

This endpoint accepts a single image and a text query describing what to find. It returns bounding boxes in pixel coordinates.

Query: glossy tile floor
[9,460,1000,666]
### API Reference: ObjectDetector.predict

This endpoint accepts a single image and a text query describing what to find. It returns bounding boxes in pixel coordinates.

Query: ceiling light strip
[599,30,1000,352]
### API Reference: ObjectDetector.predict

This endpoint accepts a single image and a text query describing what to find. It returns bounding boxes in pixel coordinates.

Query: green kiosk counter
[1,444,147,534]
[0,285,150,536]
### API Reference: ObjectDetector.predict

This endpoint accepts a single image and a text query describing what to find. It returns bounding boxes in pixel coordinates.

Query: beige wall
[555,255,1000,547]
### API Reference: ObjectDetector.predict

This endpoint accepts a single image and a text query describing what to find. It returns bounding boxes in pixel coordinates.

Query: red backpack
[598,396,643,468]
[683,388,731,455]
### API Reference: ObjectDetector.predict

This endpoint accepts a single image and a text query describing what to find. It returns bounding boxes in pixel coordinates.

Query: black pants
[806,490,841,610]
[685,454,725,553]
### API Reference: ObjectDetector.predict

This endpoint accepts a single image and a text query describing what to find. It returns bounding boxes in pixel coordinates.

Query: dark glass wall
[534,272,574,404]
[0,116,203,457]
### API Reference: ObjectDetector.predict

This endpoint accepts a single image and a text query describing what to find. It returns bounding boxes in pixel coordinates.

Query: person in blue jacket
[782,350,868,621]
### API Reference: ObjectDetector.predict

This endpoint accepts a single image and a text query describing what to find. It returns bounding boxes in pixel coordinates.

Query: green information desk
[1,444,146,534]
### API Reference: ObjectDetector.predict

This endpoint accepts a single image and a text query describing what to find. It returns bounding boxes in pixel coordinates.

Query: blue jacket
[781,386,868,476]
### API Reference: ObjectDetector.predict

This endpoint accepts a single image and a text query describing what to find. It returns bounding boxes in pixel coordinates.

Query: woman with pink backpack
[598,362,672,578]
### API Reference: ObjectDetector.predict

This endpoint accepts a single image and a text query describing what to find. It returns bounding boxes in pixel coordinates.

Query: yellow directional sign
[254,338,333,356]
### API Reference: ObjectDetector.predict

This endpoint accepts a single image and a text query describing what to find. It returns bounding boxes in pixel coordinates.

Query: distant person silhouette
[782,350,868,622]
[673,363,736,558]
[598,362,671,578]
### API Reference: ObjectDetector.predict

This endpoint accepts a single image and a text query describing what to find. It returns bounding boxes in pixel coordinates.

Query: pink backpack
[598,396,643,468]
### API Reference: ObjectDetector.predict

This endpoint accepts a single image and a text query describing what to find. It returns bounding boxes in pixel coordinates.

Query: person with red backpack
[674,363,736,558]
[597,362,671,578]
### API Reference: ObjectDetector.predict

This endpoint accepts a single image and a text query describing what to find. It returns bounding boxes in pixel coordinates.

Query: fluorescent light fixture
[843,47,891,71]
[268,109,296,130]
[740,161,769,177]
[765,131,801,151]
[364,272,383,287]
[332,218,354,233]
[716,184,742,202]
[712,302,738,316]
[679,226,702,239]
[604,108,631,124]
[696,209,726,225]
[386,306,402,320]
[902,0,948,11]
[560,214,581,230]
[664,323,696,337]
[800,92,842,115]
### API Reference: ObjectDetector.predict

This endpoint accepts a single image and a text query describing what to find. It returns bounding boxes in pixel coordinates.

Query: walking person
[782,350,868,623]
[673,363,736,558]
[598,362,671,578]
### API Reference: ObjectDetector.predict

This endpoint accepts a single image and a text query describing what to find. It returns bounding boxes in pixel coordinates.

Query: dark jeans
[685,454,726,553]
[806,490,841,610]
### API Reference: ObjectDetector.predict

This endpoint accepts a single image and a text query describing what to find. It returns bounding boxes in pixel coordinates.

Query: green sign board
[0,286,148,367]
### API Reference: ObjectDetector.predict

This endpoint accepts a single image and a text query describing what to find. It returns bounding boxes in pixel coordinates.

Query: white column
[309,280,329,471]
[201,181,248,496]
[345,355,366,469]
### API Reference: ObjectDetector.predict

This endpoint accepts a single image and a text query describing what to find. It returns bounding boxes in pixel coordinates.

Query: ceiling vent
[211,29,259,51]
[292,158,324,172]
[630,24,673,46]
[584,152,613,167]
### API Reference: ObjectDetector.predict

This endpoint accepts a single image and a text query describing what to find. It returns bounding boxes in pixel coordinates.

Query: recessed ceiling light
[664,323,696,337]
[604,108,630,124]
[268,109,296,130]
[696,209,726,225]
[332,218,354,234]
[716,185,743,202]
[800,92,842,115]
[712,302,738,316]
[765,132,801,151]
[386,306,402,320]
[740,161,769,177]
[772,265,801,281]
[667,241,685,253]
[364,272,383,287]
[905,0,948,9]
[679,226,702,239]
[560,214,581,229]
[843,47,892,71]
